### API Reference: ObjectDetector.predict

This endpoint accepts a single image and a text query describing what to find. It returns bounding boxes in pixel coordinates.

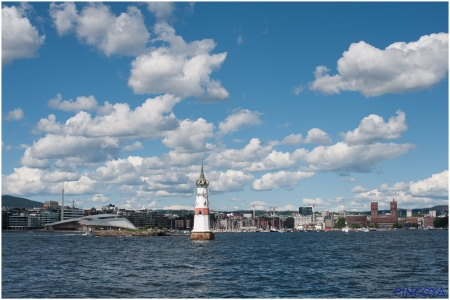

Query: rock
[95,229,171,237]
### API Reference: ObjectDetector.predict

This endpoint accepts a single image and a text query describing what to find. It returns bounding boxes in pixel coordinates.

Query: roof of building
[44,213,137,230]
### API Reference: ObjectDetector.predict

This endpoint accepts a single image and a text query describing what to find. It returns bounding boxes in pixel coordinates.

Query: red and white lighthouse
[191,163,214,240]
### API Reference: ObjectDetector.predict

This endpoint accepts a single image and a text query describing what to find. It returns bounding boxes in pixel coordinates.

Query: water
[2,230,448,298]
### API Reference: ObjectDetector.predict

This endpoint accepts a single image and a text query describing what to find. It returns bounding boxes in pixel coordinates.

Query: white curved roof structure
[45,213,137,230]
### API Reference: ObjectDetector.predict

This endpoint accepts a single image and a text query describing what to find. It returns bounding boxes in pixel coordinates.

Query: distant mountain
[2,195,43,209]
[428,205,448,211]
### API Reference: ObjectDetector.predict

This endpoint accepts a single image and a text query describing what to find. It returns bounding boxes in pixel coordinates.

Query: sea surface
[2,230,448,298]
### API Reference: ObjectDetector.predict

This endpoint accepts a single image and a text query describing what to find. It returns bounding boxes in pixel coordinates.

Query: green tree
[350,223,361,229]
[392,222,403,229]
[335,217,346,229]
[369,223,378,228]
[434,216,448,228]
[411,223,420,228]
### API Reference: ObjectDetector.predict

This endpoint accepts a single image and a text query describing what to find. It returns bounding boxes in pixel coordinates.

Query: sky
[1,1,448,213]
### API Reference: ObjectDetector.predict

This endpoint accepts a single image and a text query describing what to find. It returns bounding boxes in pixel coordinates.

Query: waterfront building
[423,217,434,227]
[407,209,412,217]
[2,209,11,230]
[8,213,43,230]
[324,215,335,228]
[174,214,193,230]
[370,199,398,228]
[59,207,84,221]
[293,215,313,228]
[84,207,99,216]
[405,217,419,224]
[175,219,187,230]
[43,200,59,208]
[191,164,214,240]
[346,215,368,227]
[299,206,313,216]
[371,202,378,218]
[390,200,398,219]
[41,207,59,224]
[257,217,284,230]
[314,215,324,224]
[284,217,295,228]
[117,209,170,229]
[102,203,119,214]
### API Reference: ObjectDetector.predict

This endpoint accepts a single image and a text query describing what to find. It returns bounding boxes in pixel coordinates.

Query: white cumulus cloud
[252,171,314,191]
[310,33,448,97]
[21,134,120,167]
[37,94,181,140]
[147,2,175,21]
[207,138,276,170]
[48,94,98,113]
[302,198,323,205]
[2,5,45,65]
[304,128,332,145]
[123,141,144,152]
[4,108,24,121]
[89,194,109,203]
[218,109,262,135]
[208,170,254,193]
[350,185,369,193]
[409,170,448,197]
[244,150,295,172]
[278,204,297,211]
[49,2,78,35]
[341,110,407,144]
[293,142,415,173]
[50,2,149,56]
[282,128,331,145]
[353,170,448,208]
[162,118,215,153]
[2,167,101,196]
[128,22,229,102]
[281,133,303,145]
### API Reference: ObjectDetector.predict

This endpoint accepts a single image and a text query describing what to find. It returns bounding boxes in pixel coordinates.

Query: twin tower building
[190,164,214,240]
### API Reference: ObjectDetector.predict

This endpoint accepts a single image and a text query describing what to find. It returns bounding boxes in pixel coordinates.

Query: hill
[2,195,43,209]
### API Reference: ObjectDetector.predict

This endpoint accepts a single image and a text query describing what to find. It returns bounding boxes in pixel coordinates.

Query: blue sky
[2,1,448,213]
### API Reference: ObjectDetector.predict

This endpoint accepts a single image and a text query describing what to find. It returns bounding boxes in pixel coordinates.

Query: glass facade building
[299,206,313,216]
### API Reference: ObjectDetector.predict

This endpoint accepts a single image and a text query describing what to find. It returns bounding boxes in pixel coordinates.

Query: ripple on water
[2,231,448,298]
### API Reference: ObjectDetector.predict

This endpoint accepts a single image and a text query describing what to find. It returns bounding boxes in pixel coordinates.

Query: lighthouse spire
[196,159,209,187]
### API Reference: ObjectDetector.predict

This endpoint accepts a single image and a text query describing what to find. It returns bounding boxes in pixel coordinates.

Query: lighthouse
[191,163,214,240]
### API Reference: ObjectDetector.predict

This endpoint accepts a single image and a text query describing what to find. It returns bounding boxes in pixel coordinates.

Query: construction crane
[312,203,320,224]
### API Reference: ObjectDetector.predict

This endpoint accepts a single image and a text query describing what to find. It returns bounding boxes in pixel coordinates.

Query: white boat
[82,227,92,236]
[342,227,349,233]
[360,228,369,232]
[269,226,278,232]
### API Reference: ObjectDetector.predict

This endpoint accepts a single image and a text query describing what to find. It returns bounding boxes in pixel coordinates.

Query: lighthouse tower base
[191,232,215,240]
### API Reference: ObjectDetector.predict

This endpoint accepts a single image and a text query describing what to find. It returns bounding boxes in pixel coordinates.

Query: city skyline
[2,2,448,213]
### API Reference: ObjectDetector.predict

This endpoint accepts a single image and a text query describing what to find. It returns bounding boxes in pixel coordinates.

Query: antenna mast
[61,182,65,221]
